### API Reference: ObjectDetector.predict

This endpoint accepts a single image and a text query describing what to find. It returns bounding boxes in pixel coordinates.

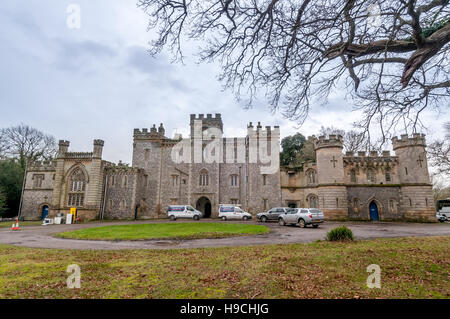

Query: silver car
[278,208,325,228]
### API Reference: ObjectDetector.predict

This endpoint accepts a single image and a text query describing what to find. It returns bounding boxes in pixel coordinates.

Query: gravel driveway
[0,219,449,250]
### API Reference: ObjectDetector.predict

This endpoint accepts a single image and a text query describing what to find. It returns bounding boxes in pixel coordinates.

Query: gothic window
[350,169,356,183]
[405,167,408,175]
[230,174,238,186]
[307,195,318,208]
[262,174,267,185]
[67,168,86,207]
[110,175,115,186]
[123,176,128,187]
[367,169,375,183]
[385,169,391,182]
[33,174,44,188]
[199,169,209,186]
[306,169,316,184]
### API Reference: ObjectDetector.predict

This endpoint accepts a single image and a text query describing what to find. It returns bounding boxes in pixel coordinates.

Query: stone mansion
[20,113,436,222]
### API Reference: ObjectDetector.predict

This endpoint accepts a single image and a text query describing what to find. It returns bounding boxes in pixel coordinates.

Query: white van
[218,205,252,221]
[167,205,202,221]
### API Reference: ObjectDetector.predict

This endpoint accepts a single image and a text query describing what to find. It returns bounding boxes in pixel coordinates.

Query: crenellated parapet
[246,122,280,138]
[314,135,343,150]
[28,160,57,171]
[392,133,426,150]
[134,124,166,140]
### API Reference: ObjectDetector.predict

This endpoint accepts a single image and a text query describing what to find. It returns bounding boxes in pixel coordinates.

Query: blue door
[42,205,49,220]
[369,201,379,221]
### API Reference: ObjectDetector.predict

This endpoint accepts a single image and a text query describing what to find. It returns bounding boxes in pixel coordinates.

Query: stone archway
[196,196,211,218]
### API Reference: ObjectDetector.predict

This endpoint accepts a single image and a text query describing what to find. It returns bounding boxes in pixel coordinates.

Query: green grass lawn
[0,236,448,299]
[0,220,43,228]
[54,223,270,240]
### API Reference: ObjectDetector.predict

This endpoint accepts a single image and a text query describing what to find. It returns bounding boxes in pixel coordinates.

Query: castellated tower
[392,134,435,221]
[314,135,348,219]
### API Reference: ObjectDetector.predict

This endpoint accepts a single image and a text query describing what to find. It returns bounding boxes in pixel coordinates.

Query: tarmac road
[0,219,449,250]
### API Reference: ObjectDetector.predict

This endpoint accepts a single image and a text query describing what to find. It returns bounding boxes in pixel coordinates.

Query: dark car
[256,207,291,222]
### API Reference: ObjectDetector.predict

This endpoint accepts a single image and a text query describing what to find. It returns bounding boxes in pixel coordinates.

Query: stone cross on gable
[330,156,338,168]
[417,154,424,167]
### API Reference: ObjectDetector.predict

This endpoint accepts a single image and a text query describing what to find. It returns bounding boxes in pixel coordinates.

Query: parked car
[437,207,450,222]
[167,205,202,220]
[256,207,291,222]
[218,205,252,221]
[278,208,325,228]
[436,213,446,222]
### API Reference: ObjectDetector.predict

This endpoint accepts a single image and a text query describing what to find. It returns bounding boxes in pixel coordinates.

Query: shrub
[326,226,354,241]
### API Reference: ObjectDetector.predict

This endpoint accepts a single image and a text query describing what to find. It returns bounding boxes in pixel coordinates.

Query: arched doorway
[41,205,49,220]
[369,201,379,221]
[196,196,211,218]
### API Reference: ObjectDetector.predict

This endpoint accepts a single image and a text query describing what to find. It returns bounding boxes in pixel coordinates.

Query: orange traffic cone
[12,219,19,231]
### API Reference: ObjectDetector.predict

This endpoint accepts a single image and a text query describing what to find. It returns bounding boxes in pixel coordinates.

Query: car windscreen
[220,206,234,212]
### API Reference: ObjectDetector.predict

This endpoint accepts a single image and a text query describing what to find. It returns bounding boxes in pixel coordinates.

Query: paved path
[0,220,449,250]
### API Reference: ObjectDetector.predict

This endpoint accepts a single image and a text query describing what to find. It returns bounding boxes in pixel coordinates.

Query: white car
[167,205,202,220]
[218,205,252,221]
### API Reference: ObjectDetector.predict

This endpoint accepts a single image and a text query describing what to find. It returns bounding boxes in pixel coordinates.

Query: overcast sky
[1,0,448,164]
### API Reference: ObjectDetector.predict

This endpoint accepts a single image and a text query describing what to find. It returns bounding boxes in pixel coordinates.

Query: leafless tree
[138,0,449,145]
[427,121,450,178]
[319,126,372,152]
[0,129,9,159]
[1,125,57,168]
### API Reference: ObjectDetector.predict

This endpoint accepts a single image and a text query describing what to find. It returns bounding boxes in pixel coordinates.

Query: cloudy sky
[1,0,448,164]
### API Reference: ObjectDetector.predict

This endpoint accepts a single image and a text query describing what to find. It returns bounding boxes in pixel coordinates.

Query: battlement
[63,152,94,159]
[392,133,426,150]
[246,122,280,136]
[190,113,222,122]
[314,135,343,150]
[93,139,104,146]
[28,160,57,171]
[133,124,166,140]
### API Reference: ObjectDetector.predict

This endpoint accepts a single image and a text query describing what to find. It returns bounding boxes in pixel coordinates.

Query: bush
[326,226,354,241]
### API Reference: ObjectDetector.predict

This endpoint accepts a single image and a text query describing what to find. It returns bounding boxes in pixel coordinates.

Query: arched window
[307,195,318,208]
[350,169,357,183]
[306,169,316,184]
[199,169,209,186]
[367,169,375,183]
[68,168,86,207]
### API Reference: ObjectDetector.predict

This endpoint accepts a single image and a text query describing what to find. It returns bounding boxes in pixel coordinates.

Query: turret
[58,140,70,157]
[314,134,344,183]
[93,139,104,158]
[392,133,429,184]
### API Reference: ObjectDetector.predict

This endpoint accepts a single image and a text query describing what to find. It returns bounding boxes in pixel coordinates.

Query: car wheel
[170,215,176,221]
[243,216,248,221]
[312,224,319,228]
[221,216,227,221]
[193,215,199,220]
[298,219,306,228]
[278,218,285,226]
[261,216,267,223]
